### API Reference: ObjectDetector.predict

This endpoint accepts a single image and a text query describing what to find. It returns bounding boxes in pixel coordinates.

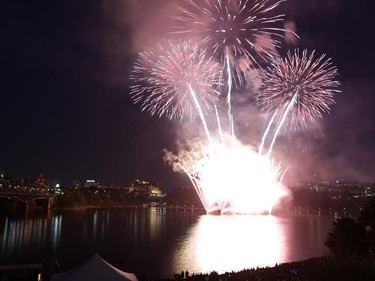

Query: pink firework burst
[172,0,293,84]
[130,40,223,122]
[256,49,341,129]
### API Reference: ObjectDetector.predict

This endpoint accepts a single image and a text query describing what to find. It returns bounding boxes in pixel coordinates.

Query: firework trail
[225,50,234,137]
[258,108,278,155]
[130,40,223,140]
[256,49,340,154]
[266,91,297,157]
[214,105,224,144]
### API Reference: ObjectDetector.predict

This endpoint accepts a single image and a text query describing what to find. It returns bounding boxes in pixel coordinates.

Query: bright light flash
[177,138,287,214]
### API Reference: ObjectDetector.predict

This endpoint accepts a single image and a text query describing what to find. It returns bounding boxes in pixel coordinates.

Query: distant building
[84,179,97,188]
[314,180,331,192]
[128,179,164,198]
[309,178,375,198]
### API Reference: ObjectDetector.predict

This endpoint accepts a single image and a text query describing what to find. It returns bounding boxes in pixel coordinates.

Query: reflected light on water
[0,213,62,262]
[174,215,285,274]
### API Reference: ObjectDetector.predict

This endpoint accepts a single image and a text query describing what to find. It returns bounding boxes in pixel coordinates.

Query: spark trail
[267,91,297,157]
[258,108,278,155]
[225,51,234,137]
[188,83,212,143]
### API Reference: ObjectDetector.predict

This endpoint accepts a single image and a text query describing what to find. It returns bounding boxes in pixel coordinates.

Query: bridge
[0,179,57,209]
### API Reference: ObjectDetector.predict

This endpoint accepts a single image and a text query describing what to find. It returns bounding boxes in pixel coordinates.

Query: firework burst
[257,49,341,130]
[172,0,294,80]
[130,40,223,122]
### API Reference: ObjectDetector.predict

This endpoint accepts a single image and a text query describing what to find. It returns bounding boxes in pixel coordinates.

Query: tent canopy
[50,254,138,281]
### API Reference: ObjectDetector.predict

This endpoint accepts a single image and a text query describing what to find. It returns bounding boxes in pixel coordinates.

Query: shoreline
[49,204,361,216]
[49,204,206,212]
[2,202,364,217]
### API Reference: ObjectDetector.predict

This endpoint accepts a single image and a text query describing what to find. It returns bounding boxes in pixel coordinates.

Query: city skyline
[1,0,375,192]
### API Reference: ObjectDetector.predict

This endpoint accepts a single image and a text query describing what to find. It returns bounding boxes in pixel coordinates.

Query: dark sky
[1,0,375,191]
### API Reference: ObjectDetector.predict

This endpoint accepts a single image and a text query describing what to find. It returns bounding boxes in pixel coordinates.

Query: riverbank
[49,203,363,217]
[49,204,206,212]
[1,201,363,217]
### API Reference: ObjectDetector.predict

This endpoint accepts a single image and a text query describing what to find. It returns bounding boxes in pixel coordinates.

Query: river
[0,207,336,279]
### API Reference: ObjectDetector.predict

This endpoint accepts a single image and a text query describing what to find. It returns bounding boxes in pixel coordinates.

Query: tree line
[325,198,375,260]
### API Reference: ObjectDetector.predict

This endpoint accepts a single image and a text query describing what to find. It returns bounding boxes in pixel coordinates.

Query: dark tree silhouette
[358,199,375,258]
[325,217,368,258]
[325,199,375,259]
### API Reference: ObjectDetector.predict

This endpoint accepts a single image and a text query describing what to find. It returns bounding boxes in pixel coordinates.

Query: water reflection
[148,207,164,241]
[174,215,285,274]
[51,215,62,254]
[0,209,333,277]
[0,211,62,263]
[116,208,165,243]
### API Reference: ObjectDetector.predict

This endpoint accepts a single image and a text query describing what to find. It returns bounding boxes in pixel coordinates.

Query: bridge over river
[0,181,57,209]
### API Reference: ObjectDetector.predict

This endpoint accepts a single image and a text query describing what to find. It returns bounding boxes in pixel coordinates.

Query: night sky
[1,0,375,192]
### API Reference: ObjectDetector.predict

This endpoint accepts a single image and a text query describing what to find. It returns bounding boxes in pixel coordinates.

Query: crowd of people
[139,256,375,281]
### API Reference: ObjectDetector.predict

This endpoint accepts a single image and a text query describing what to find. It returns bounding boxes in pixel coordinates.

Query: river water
[0,207,335,279]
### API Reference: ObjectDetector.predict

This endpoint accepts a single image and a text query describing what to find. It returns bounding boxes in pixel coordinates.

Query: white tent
[50,254,138,281]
